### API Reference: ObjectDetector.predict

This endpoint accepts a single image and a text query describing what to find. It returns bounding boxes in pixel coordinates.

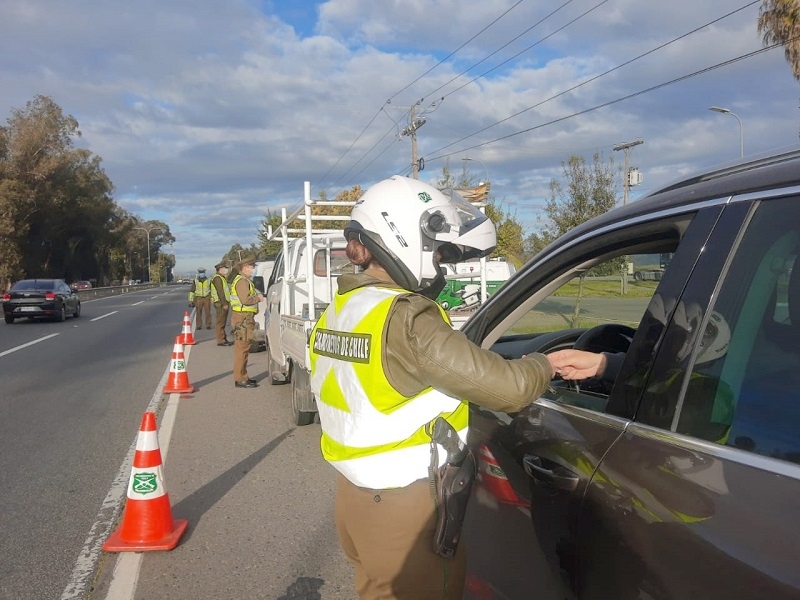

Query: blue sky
[1,0,798,276]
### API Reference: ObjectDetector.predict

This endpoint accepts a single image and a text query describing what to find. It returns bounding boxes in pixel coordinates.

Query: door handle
[523,455,580,492]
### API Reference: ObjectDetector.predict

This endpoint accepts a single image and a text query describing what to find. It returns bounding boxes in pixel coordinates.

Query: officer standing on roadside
[230,254,264,388]
[309,176,556,600]
[211,261,232,346]
[188,268,212,330]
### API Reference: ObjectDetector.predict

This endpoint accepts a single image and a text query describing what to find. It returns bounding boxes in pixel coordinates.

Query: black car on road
[3,279,81,323]
[462,148,800,599]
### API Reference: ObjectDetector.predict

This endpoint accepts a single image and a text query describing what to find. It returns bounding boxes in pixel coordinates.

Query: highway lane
[0,286,190,600]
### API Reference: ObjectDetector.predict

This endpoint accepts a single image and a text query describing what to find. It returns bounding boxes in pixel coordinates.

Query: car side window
[502,253,662,412]
[684,198,800,464]
[645,198,800,465]
[268,252,283,287]
[313,248,355,277]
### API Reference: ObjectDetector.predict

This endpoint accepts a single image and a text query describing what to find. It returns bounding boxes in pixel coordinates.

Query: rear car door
[581,193,800,598]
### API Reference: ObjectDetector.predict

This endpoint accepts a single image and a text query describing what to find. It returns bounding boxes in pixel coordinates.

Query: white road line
[91,311,119,321]
[131,301,145,306]
[60,345,192,600]
[0,333,60,358]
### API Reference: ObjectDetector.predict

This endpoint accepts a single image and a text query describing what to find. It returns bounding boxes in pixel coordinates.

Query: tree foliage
[759,0,800,81]
[526,152,618,259]
[526,152,620,325]
[0,95,175,288]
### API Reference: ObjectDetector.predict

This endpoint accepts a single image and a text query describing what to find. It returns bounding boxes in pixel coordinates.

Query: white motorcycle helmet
[673,302,731,365]
[344,175,497,297]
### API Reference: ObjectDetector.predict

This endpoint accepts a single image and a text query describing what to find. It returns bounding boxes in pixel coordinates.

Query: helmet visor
[420,189,488,241]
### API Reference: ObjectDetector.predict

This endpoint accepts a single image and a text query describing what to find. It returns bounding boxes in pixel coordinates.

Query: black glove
[189,302,194,307]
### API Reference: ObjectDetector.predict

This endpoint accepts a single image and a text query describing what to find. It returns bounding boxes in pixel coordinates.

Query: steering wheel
[573,323,636,353]
[563,324,636,394]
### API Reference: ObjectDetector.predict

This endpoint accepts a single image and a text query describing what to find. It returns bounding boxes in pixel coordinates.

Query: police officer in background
[230,254,264,388]
[211,261,232,346]
[308,176,556,600]
[188,268,212,330]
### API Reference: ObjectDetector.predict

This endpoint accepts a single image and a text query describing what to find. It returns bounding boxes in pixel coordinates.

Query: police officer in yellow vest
[188,268,212,330]
[230,254,263,388]
[308,176,556,600]
[211,261,232,346]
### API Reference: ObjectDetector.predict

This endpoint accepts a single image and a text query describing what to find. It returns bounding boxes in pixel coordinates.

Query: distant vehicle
[3,279,81,323]
[436,258,515,310]
[632,252,674,281]
[69,280,92,291]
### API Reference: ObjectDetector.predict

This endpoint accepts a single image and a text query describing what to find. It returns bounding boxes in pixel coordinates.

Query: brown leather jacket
[337,271,553,413]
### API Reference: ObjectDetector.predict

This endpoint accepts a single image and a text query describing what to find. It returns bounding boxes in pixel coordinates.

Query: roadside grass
[553,279,658,298]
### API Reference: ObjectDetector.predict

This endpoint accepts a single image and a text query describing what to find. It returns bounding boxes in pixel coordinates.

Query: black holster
[431,448,477,559]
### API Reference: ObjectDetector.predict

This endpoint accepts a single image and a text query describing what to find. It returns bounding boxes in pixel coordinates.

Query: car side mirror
[253,276,265,293]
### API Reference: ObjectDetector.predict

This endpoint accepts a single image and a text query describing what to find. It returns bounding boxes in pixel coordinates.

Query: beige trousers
[214,302,230,343]
[334,473,466,600]
[194,296,212,328]
[231,311,254,382]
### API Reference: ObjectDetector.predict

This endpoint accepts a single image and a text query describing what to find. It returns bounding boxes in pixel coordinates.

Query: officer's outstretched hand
[188,302,194,308]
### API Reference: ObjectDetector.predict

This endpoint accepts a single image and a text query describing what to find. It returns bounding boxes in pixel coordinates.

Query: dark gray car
[461,149,800,598]
[2,278,81,323]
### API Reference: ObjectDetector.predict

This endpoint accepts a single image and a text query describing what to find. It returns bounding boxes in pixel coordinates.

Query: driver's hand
[548,349,607,380]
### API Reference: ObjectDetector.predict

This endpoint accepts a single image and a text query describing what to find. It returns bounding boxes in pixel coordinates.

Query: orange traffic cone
[478,444,526,507]
[103,412,188,551]
[178,311,196,345]
[163,336,195,394]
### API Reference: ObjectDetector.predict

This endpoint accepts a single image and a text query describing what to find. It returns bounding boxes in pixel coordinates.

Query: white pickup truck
[262,182,354,426]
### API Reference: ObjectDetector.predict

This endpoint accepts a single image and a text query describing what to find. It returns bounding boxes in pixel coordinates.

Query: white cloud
[0,0,797,275]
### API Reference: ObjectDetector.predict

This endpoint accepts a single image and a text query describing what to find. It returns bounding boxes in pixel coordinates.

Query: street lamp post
[134,225,162,283]
[709,106,744,158]
[462,157,490,186]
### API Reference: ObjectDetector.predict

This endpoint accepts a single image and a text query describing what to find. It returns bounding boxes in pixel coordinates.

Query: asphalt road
[0,285,353,600]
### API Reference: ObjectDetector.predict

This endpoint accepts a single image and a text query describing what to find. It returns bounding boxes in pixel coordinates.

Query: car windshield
[12,280,55,290]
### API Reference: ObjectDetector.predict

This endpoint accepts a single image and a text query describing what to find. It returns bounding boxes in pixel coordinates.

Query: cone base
[103,518,189,552]
[163,383,195,394]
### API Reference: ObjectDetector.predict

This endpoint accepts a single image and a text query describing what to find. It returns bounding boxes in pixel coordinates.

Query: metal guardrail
[75,282,171,301]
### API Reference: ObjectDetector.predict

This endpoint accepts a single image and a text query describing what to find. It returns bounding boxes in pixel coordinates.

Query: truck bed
[281,315,315,369]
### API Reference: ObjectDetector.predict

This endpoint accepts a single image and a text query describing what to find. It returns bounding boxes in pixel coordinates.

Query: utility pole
[401,104,427,179]
[613,139,644,206]
[612,139,644,295]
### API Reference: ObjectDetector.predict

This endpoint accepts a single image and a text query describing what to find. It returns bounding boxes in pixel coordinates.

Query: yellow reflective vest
[230,274,257,313]
[211,273,231,303]
[189,278,211,301]
[309,286,468,489]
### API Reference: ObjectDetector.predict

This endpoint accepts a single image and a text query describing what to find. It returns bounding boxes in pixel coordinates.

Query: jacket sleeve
[384,295,553,413]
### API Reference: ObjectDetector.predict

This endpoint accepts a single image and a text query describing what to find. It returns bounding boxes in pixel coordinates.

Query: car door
[462,204,724,599]
[57,280,75,312]
[580,194,800,599]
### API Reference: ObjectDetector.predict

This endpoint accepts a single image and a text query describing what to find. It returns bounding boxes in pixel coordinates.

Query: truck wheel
[291,368,316,426]
[633,271,643,281]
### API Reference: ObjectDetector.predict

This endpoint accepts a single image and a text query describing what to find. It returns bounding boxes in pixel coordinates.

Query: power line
[385,0,527,104]
[426,41,781,164]
[423,1,761,160]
